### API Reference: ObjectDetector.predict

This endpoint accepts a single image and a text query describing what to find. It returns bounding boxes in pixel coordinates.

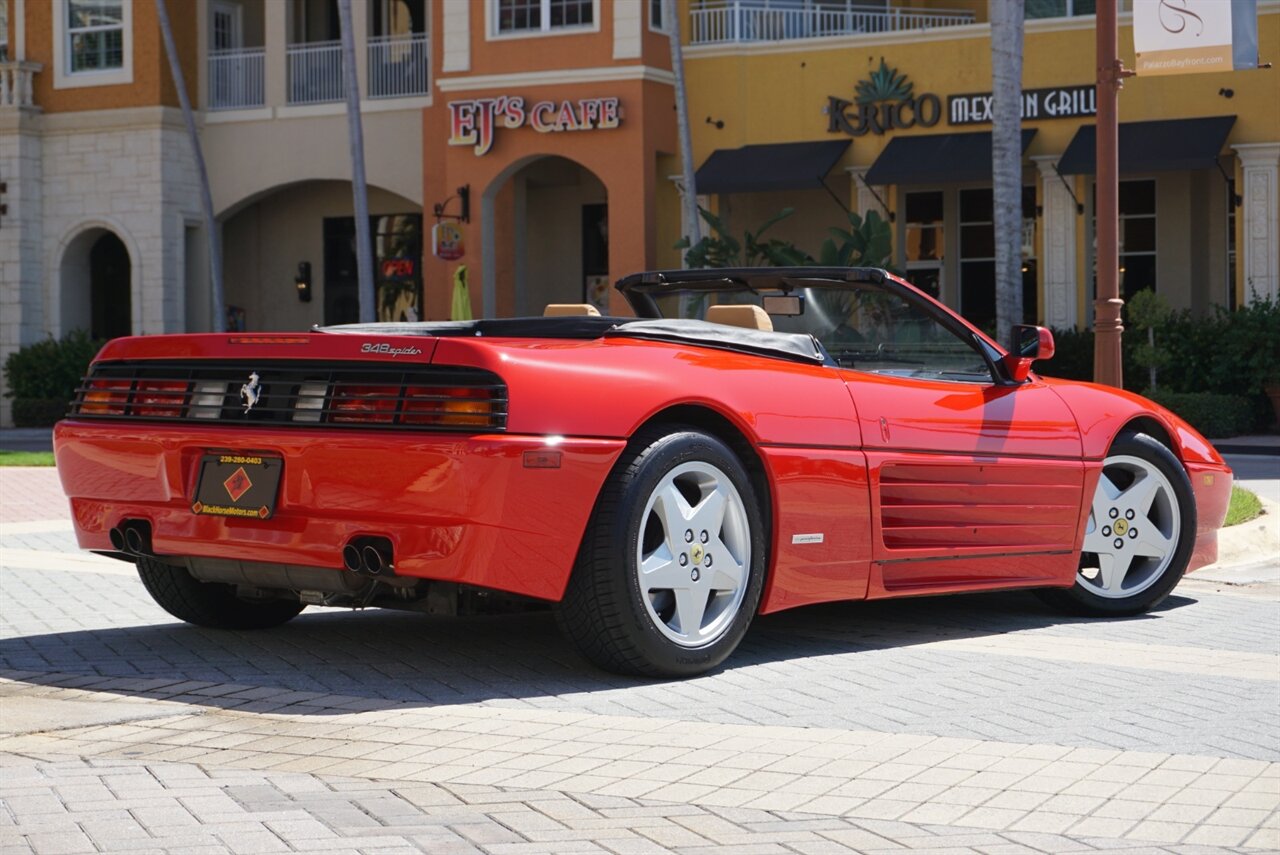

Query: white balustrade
[286,40,345,105]
[0,62,41,109]
[207,48,265,111]
[688,1,974,44]
[367,33,429,99]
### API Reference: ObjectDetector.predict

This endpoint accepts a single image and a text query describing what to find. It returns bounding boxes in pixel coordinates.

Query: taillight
[403,387,494,427]
[80,380,131,415]
[132,381,189,417]
[330,385,398,423]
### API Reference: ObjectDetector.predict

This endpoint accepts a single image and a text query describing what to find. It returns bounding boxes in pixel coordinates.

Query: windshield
[652,282,995,383]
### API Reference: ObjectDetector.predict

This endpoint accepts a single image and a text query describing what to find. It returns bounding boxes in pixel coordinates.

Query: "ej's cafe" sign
[448,96,622,156]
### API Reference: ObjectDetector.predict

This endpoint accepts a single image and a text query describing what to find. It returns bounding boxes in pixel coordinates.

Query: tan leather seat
[705,304,773,332]
[543,303,601,317]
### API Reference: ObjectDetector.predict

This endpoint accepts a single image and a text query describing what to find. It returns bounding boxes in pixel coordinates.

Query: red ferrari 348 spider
[54,268,1232,676]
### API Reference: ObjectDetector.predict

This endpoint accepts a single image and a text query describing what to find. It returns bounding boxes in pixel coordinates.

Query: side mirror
[1001,324,1055,382]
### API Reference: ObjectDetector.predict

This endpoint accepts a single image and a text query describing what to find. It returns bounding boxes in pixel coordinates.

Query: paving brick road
[2,466,1278,854]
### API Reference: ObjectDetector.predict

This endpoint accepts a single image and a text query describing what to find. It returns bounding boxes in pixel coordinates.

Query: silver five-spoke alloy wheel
[637,461,751,647]
[1077,453,1181,599]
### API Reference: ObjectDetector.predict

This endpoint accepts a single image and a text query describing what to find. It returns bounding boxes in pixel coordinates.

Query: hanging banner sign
[448,96,622,156]
[948,85,1096,125]
[432,222,465,260]
[1133,0,1258,76]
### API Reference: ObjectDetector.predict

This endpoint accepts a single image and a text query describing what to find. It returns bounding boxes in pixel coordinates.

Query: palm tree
[990,0,1025,346]
[337,0,375,322]
[155,0,224,331]
[665,0,701,263]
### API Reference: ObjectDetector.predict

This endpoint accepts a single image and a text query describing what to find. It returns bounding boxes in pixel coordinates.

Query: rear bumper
[54,421,624,601]
[1186,461,1233,573]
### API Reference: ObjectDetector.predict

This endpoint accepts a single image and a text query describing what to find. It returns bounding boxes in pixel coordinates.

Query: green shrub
[1143,390,1256,439]
[3,330,104,426]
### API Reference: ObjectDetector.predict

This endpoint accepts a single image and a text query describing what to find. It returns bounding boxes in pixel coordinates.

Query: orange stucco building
[420,1,677,319]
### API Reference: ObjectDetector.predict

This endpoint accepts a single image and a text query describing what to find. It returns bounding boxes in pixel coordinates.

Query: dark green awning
[695,140,851,194]
[1056,116,1237,175]
[864,129,1037,186]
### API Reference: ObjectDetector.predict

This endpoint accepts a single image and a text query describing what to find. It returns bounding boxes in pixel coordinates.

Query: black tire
[557,426,767,677]
[136,556,305,629]
[1036,432,1196,617]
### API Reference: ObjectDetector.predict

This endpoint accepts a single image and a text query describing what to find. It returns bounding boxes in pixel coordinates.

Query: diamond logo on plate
[223,467,253,502]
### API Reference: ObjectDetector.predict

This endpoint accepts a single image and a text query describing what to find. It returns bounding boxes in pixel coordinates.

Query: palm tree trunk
[665,0,701,264]
[155,0,225,332]
[990,0,1025,346]
[338,0,376,323]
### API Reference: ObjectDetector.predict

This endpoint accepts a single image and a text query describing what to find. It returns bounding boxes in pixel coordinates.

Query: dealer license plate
[192,453,283,520]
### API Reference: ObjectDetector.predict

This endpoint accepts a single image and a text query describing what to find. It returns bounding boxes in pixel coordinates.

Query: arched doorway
[483,156,609,317]
[219,180,422,330]
[60,227,132,340]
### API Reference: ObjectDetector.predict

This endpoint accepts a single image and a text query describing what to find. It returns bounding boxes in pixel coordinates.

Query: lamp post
[1093,0,1128,388]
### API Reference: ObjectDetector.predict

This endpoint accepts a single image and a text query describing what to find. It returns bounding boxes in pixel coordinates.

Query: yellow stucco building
[660,0,1280,332]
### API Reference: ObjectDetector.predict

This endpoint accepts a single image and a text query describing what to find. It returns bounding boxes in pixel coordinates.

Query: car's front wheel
[558,427,766,677]
[1038,432,1196,616]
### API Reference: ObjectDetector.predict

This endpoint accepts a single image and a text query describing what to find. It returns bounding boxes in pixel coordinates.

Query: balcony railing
[287,40,344,105]
[367,32,429,99]
[0,62,41,109]
[688,1,975,44]
[208,47,265,111]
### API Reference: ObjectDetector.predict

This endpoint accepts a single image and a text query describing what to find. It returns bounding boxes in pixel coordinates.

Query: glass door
[903,190,944,300]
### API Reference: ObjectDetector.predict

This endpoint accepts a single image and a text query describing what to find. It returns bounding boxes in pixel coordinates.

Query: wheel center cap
[1114,518,1129,535]
[691,544,705,565]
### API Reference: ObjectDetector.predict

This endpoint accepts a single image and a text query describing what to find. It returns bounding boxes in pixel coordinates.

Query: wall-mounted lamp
[706,116,724,129]
[295,261,312,302]
[1218,87,1234,98]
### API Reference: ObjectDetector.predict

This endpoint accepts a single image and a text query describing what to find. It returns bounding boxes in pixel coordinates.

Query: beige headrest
[705,304,774,332]
[543,303,601,317]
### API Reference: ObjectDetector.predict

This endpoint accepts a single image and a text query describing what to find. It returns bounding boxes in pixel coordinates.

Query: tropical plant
[817,210,894,269]
[990,0,1025,348]
[337,0,376,322]
[855,59,912,104]
[665,0,701,262]
[155,0,224,330]
[1125,289,1171,392]
[676,207,809,268]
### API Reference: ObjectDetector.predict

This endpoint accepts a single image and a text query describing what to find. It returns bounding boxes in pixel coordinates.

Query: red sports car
[54,268,1232,676]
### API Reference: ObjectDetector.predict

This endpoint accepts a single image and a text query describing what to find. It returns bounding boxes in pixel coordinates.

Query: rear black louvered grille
[70,361,508,432]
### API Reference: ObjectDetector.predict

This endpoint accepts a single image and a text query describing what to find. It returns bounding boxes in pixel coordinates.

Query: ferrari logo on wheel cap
[691,544,705,565]
[1114,518,1128,535]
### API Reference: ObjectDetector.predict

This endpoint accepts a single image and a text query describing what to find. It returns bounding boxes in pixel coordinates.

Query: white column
[847,166,887,220]
[613,0,643,59]
[441,0,471,73]
[264,0,287,108]
[15,0,26,60]
[1234,143,1280,305]
[1034,155,1078,330]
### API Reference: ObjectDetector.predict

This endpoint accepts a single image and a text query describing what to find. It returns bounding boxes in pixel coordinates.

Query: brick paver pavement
[2,466,1278,853]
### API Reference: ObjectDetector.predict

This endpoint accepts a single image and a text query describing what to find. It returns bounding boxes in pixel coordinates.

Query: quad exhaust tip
[344,536,394,576]
[111,520,152,557]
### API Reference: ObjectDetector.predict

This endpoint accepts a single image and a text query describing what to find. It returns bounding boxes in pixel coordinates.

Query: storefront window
[496,0,593,34]
[1026,0,1097,18]
[1090,178,1157,302]
[323,214,424,325]
[958,187,1037,332]
[904,190,944,299]
[67,0,125,73]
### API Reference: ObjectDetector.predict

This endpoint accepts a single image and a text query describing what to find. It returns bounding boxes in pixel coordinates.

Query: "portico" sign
[448,96,622,157]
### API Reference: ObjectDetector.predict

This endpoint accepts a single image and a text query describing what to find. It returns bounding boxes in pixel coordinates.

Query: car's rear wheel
[557,426,766,677]
[136,556,305,629]
[1037,432,1196,616]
